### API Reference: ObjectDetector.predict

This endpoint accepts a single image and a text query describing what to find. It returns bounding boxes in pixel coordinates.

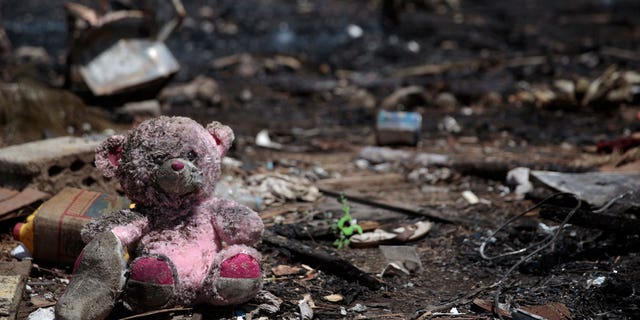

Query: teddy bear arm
[210,198,264,246]
[81,209,149,247]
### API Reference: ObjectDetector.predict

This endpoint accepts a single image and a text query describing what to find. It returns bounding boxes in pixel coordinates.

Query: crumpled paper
[247,173,322,206]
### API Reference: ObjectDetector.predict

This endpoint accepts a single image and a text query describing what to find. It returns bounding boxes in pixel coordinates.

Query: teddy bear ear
[206,121,235,157]
[94,135,126,178]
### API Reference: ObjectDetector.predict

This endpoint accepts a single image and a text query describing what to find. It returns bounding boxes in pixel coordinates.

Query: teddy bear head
[95,116,234,211]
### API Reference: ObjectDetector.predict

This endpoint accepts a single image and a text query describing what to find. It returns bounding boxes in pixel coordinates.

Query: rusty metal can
[375,110,422,146]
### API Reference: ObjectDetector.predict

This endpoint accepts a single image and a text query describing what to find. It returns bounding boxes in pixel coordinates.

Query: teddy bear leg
[122,255,177,311]
[56,231,127,320]
[201,245,262,305]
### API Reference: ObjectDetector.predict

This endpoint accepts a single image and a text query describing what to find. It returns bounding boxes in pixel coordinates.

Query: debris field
[1,0,640,319]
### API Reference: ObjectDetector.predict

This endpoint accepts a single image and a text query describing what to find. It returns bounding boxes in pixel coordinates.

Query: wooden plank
[0,188,19,203]
[316,174,406,192]
[262,231,382,290]
[260,203,314,220]
[318,187,471,225]
[0,188,48,219]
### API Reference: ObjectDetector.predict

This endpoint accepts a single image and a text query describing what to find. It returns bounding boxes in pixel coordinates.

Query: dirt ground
[1,0,640,319]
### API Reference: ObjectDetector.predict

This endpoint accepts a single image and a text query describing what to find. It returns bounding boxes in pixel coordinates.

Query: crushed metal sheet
[79,39,180,96]
[531,170,640,207]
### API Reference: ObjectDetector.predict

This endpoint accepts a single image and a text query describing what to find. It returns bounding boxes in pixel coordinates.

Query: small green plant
[332,194,363,249]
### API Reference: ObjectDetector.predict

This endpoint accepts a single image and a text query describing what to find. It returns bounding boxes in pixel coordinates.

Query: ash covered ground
[1,0,640,319]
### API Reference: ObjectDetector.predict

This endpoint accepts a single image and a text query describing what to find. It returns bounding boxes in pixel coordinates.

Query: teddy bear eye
[186,150,197,161]
[153,156,165,165]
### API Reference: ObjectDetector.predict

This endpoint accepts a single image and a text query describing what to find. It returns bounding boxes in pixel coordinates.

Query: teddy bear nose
[171,160,185,171]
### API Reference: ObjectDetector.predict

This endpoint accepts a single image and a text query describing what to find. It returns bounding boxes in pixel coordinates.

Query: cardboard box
[23,187,130,265]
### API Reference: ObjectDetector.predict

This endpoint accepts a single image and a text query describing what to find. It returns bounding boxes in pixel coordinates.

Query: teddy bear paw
[220,253,261,278]
[215,253,262,303]
[124,256,176,311]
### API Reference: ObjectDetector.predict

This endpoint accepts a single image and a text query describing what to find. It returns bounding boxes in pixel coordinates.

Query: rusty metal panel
[79,39,179,96]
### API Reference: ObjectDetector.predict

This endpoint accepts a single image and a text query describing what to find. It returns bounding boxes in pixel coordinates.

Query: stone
[14,46,51,65]
[380,86,428,110]
[114,100,162,123]
[0,260,31,320]
[434,92,457,109]
[159,76,221,108]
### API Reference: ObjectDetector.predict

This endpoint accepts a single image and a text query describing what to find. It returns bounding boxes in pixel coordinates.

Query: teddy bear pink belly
[138,223,220,296]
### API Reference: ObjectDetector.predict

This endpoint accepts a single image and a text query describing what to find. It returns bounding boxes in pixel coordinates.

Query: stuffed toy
[56,116,264,319]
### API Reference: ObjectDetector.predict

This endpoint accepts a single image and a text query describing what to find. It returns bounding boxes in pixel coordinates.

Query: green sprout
[332,193,363,249]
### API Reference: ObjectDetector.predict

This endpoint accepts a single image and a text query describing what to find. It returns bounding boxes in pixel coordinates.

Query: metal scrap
[65,0,185,98]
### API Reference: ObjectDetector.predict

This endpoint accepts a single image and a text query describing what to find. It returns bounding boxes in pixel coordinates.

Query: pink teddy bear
[56,116,264,319]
